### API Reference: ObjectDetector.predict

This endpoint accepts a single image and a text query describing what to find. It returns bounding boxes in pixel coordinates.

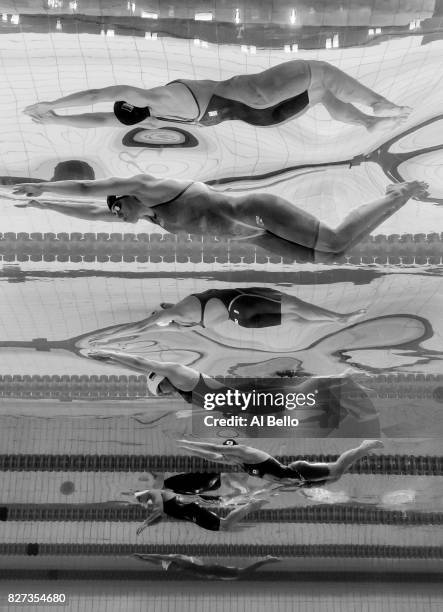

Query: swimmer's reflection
[122,127,198,148]
[24,60,410,132]
[132,553,280,579]
[89,349,380,437]
[0,160,95,187]
[12,175,429,260]
[90,286,365,343]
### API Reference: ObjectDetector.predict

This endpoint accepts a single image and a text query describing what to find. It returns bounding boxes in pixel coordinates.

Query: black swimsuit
[198,90,309,127]
[162,495,221,531]
[243,457,330,487]
[163,472,221,496]
[191,287,282,328]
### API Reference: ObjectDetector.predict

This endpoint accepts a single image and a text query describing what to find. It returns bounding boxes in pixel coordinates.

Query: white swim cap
[134,490,151,503]
[147,371,167,396]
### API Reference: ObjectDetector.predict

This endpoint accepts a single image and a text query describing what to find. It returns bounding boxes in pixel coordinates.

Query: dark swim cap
[114,101,151,125]
[107,195,125,213]
[223,439,238,446]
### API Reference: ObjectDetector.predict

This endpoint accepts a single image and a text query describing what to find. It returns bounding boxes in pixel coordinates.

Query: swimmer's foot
[367,114,409,133]
[371,101,413,117]
[338,308,367,324]
[359,440,384,452]
[385,181,429,199]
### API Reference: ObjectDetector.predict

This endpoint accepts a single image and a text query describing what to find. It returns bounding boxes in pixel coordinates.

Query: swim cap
[134,490,151,503]
[106,196,125,214]
[147,371,167,396]
[223,439,238,446]
[114,101,151,125]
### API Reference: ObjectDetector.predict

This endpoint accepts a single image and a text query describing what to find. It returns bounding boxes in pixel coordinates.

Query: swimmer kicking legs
[308,61,412,132]
[13,176,429,256]
[178,439,384,486]
[241,181,429,254]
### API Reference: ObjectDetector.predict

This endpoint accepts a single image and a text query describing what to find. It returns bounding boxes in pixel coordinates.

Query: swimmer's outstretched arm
[24,85,167,115]
[134,554,279,577]
[28,110,163,129]
[15,199,114,222]
[89,349,200,390]
[13,176,146,198]
[177,440,257,462]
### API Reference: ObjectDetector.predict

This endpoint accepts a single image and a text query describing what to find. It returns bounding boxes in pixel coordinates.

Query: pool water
[0,0,443,583]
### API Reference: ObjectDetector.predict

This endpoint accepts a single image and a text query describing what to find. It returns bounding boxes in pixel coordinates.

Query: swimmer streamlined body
[93,287,365,337]
[177,439,384,488]
[134,489,266,534]
[133,553,279,579]
[12,175,429,257]
[24,60,411,132]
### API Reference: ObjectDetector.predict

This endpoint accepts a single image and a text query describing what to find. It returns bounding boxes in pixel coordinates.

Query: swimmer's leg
[325,440,384,481]
[315,181,429,254]
[281,294,366,325]
[219,498,267,531]
[309,61,412,116]
[215,60,311,106]
[320,91,408,133]
[242,181,427,254]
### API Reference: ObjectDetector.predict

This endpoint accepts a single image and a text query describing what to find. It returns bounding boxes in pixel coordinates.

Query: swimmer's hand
[28,110,60,125]
[136,523,149,536]
[13,183,45,197]
[14,199,47,209]
[24,101,53,116]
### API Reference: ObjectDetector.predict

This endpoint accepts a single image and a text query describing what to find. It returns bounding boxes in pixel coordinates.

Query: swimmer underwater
[24,60,410,132]
[12,175,429,257]
[132,553,279,579]
[178,439,384,488]
[133,488,267,534]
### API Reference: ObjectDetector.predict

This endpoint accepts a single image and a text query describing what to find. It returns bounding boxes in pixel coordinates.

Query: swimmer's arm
[21,199,114,222]
[136,509,163,535]
[89,350,200,389]
[30,111,121,129]
[13,176,147,198]
[24,86,166,114]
